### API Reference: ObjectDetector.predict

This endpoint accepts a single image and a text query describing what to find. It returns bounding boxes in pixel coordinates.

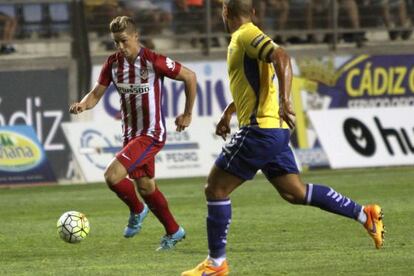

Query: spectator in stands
[173,0,205,47]
[304,0,365,47]
[253,0,289,44]
[252,0,266,29]
[393,0,413,40]
[84,0,121,37]
[268,0,289,44]
[211,0,225,46]
[0,8,17,54]
[361,0,412,40]
[305,0,331,43]
[120,0,172,49]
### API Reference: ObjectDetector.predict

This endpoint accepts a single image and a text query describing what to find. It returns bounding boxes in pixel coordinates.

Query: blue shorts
[215,126,299,180]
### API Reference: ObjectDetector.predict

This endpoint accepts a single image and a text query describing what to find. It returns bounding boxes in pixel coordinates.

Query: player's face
[112,31,139,59]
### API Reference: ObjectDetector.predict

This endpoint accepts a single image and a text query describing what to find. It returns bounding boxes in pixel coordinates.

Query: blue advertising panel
[0,125,56,185]
[291,54,414,168]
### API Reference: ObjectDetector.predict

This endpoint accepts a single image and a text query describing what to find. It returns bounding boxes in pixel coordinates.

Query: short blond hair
[109,16,137,34]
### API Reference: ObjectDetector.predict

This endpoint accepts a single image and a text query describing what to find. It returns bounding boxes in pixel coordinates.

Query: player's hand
[279,100,296,129]
[69,102,86,114]
[215,116,231,140]
[175,113,192,132]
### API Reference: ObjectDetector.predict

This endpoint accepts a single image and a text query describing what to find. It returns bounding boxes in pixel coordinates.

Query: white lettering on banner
[308,107,414,169]
[165,152,198,162]
[0,97,64,151]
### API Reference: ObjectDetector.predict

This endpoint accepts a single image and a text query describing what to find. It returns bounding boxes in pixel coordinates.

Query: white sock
[357,206,367,224]
[208,255,226,267]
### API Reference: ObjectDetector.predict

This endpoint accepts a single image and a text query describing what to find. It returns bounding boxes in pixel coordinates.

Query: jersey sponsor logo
[166,57,176,71]
[250,34,265,48]
[0,130,43,172]
[116,83,150,95]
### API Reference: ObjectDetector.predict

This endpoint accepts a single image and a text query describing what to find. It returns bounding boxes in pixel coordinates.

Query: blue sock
[207,199,232,258]
[305,183,362,220]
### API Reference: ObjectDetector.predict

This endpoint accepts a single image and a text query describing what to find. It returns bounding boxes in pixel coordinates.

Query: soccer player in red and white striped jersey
[69,16,196,250]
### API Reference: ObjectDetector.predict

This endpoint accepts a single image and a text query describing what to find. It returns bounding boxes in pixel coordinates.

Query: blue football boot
[123,204,149,238]
[156,226,186,251]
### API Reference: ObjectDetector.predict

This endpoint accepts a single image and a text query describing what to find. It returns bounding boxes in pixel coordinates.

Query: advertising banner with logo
[308,107,414,168]
[0,126,56,185]
[89,54,414,169]
[62,118,231,182]
[0,69,71,179]
[291,54,414,167]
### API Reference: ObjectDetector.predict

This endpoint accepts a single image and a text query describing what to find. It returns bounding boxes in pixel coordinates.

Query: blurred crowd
[254,0,413,47]
[84,0,413,49]
[0,0,413,54]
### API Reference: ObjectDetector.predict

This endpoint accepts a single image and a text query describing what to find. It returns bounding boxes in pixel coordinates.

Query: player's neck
[228,17,251,33]
[126,46,141,63]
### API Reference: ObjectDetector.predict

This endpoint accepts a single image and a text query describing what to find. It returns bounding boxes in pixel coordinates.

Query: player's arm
[240,26,295,128]
[216,102,236,140]
[69,83,107,114]
[270,47,295,129]
[172,65,197,132]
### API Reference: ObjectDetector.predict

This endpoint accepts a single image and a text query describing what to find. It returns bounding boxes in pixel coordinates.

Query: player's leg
[183,127,264,276]
[264,145,384,249]
[135,176,186,251]
[182,165,244,276]
[104,158,147,238]
[111,136,168,238]
[269,173,365,219]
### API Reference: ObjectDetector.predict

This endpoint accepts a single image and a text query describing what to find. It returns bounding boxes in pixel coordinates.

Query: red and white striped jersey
[98,48,182,144]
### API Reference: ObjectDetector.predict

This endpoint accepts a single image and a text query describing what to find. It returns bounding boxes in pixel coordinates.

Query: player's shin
[109,178,144,214]
[207,199,232,266]
[305,183,363,221]
[141,187,179,235]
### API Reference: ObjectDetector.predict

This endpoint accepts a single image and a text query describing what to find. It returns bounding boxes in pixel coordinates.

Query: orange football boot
[363,204,385,249]
[181,259,229,276]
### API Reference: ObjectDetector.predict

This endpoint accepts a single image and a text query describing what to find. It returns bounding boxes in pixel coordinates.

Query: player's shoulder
[238,23,263,38]
[141,47,161,62]
[105,52,122,64]
[237,23,268,45]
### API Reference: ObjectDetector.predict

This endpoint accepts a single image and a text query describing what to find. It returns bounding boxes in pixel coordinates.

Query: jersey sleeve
[153,53,182,79]
[239,26,278,62]
[97,56,113,87]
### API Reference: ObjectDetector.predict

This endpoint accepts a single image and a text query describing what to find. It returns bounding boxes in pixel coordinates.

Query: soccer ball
[57,211,90,243]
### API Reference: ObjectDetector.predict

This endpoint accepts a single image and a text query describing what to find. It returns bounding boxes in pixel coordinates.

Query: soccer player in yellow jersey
[182,1,385,275]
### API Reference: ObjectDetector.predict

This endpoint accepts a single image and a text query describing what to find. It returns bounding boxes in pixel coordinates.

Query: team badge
[140,68,148,81]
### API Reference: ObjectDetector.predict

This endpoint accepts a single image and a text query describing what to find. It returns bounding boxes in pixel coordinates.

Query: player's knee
[204,182,228,200]
[104,168,119,187]
[278,186,306,204]
[280,192,304,205]
[136,182,155,196]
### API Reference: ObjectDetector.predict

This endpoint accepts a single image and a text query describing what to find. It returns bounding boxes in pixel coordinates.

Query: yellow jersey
[227,22,288,129]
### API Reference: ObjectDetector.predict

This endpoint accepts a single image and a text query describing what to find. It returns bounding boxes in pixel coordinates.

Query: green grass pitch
[1,166,414,275]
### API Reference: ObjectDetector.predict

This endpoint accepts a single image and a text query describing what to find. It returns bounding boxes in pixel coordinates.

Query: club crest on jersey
[116,83,150,95]
[140,68,148,81]
[166,57,176,71]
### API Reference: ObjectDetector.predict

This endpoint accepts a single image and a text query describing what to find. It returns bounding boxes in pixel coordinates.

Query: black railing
[1,0,413,54]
